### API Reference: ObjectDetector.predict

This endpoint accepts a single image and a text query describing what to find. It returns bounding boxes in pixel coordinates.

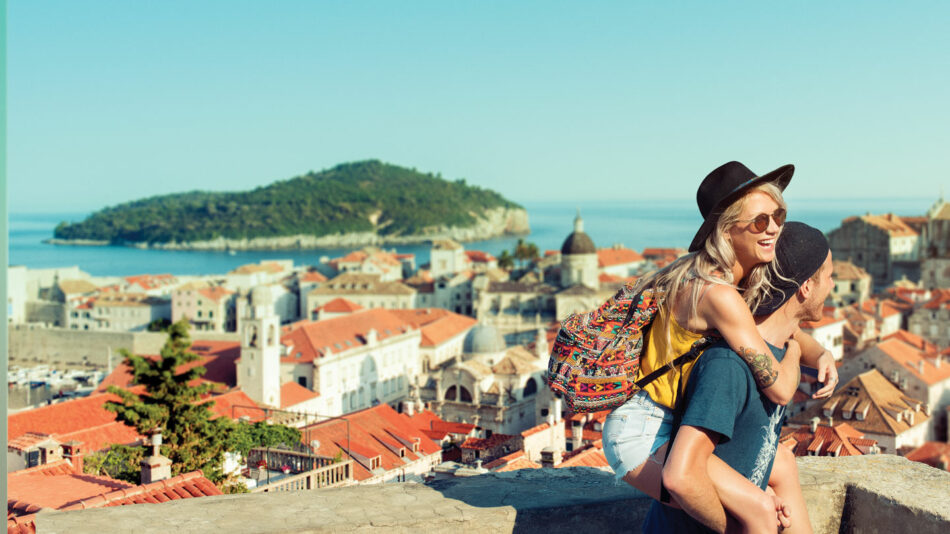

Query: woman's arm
[699,285,801,405]
[793,328,838,399]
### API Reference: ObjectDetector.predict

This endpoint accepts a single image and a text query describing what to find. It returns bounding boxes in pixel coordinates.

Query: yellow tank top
[636,307,707,409]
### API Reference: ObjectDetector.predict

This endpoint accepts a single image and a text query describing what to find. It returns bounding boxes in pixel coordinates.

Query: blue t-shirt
[643,340,787,534]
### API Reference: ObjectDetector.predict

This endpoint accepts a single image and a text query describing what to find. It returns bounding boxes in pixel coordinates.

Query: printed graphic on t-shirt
[750,406,785,486]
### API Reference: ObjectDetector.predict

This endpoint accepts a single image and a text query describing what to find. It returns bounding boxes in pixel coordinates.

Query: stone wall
[35,455,950,534]
[7,324,168,369]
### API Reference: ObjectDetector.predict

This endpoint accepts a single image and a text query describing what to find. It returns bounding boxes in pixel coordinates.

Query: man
[644,222,835,533]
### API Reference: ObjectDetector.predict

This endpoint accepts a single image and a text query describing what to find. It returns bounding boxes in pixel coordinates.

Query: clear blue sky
[8,1,949,213]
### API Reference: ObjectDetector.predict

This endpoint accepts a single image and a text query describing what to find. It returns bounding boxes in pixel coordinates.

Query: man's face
[801,252,834,322]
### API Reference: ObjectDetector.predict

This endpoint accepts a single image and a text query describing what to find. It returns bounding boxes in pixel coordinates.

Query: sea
[8,198,935,277]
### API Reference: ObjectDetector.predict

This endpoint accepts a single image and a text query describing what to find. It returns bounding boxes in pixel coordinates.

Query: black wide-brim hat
[688,161,795,252]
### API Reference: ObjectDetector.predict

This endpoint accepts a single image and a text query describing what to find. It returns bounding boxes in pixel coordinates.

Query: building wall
[832,277,871,306]
[921,257,950,289]
[522,421,567,463]
[908,307,950,348]
[560,253,598,289]
[801,320,845,361]
[828,220,893,289]
[308,292,415,314]
[312,330,422,417]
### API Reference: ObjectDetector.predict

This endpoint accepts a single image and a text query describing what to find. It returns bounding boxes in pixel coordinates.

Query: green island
[52,160,528,248]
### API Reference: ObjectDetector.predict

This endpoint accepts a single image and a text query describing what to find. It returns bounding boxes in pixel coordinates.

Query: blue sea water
[8,198,934,277]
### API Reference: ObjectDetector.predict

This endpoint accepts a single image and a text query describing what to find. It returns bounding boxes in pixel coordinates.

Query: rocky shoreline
[45,207,530,251]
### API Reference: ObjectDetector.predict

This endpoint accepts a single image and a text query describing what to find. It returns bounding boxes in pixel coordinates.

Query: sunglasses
[737,208,786,233]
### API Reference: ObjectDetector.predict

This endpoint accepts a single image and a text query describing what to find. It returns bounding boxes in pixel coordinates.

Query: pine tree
[105,319,231,483]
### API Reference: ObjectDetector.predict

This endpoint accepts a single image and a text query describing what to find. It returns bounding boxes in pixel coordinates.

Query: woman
[602,161,838,533]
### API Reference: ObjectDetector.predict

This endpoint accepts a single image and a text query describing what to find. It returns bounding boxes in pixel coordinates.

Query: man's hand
[766,485,791,530]
[811,350,838,399]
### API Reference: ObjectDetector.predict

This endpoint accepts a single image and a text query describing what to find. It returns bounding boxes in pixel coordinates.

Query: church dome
[464,324,507,354]
[560,212,596,255]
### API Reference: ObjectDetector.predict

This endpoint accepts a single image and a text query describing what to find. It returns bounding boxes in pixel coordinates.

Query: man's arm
[661,425,729,533]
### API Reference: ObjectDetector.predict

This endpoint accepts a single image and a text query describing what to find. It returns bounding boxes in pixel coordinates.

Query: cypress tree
[105,319,231,483]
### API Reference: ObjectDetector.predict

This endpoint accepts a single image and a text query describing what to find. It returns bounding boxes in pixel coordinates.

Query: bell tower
[238,286,281,407]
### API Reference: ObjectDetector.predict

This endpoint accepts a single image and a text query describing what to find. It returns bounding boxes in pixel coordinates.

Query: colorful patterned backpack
[546,281,714,413]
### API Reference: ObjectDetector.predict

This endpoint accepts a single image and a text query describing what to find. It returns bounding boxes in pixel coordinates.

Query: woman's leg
[621,443,783,534]
[766,446,812,534]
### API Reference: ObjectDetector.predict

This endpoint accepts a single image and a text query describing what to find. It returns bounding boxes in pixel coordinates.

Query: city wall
[8,325,167,369]
[35,455,950,534]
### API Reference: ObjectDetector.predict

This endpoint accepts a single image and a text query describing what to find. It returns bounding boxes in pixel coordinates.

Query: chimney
[62,441,84,474]
[540,446,562,468]
[140,428,172,484]
[826,416,834,428]
[810,417,820,433]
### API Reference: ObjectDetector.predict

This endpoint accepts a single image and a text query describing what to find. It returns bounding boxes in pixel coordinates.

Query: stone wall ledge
[36,455,950,534]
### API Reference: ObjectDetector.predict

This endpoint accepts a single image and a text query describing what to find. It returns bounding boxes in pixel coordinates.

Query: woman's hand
[812,350,838,399]
[765,486,792,530]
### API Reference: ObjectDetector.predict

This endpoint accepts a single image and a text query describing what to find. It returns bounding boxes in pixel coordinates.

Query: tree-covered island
[52,160,530,250]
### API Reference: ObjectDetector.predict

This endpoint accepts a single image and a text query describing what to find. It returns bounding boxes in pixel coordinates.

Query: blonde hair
[639,182,788,366]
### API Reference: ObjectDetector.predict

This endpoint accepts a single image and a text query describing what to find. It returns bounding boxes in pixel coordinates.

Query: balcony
[31,455,950,533]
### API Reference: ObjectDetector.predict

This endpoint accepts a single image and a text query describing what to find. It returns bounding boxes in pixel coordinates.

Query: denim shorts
[602,390,674,480]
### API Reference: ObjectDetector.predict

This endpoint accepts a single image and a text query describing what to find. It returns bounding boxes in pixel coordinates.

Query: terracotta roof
[465,250,495,263]
[641,247,687,258]
[832,260,870,281]
[406,410,476,439]
[204,390,265,422]
[484,450,539,471]
[789,369,930,437]
[7,432,58,452]
[124,274,176,290]
[921,289,950,310]
[859,298,902,318]
[389,308,477,347]
[460,433,517,451]
[318,297,364,313]
[301,404,441,481]
[280,309,416,363]
[800,314,845,329]
[334,250,402,268]
[873,338,950,386]
[196,286,234,302]
[96,340,241,394]
[597,247,644,267]
[857,213,918,237]
[7,465,220,524]
[300,271,328,283]
[280,382,320,409]
[779,422,873,457]
[558,444,609,468]
[904,441,950,470]
[7,394,142,453]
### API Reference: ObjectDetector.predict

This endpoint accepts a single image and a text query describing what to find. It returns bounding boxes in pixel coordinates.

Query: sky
[7,1,950,213]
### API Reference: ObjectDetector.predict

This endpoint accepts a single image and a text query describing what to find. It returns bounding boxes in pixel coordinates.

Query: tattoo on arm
[737,347,779,388]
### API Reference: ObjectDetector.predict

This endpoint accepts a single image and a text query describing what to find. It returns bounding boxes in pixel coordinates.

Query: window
[298,376,307,387]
